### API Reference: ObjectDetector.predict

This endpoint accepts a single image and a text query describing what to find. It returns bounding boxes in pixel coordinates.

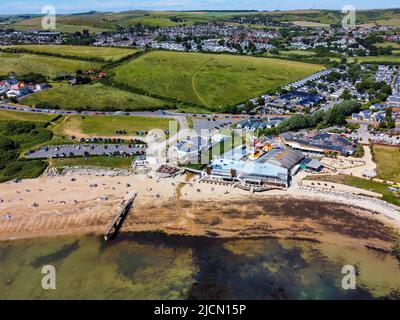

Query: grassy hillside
[4,9,400,30]
[0,52,102,77]
[111,51,323,110]
[8,14,113,33]
[5,45,138,62]
[0,110,56,123]
[22,83,167,111]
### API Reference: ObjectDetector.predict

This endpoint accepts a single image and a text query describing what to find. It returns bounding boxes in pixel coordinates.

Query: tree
[269,48,279,55]
[341,89,352,100]
[244,101,255,113]
[257,97,265,105]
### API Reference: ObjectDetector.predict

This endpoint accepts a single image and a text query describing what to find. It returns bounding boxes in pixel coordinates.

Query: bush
[4,122,36,135]
[277,100,360,133]
[0,136,19,151]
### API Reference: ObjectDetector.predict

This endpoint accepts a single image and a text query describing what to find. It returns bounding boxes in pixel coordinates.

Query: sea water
[0,233,399,300]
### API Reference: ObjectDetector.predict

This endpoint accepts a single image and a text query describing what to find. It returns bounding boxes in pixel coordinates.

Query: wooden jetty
[104,192,137,241]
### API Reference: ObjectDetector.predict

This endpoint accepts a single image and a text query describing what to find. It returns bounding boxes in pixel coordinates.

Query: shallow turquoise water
[0,233,399,300]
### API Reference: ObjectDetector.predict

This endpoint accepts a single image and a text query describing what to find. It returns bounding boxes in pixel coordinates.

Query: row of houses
[387,73,400,107]
[266,91,325,112]
[284,69,335,90]
[351,106,388,123]
[0,78,50,98]
[235,117,284,130]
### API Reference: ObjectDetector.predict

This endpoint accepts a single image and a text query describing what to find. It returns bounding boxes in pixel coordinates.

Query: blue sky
[1,0,399,14]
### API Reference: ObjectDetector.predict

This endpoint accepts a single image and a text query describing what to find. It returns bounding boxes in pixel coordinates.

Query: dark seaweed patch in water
[186,240,374,300]
[87,232,398,299]
[30,240,80,268]
[0,244,12,262]
[117,251,153,280]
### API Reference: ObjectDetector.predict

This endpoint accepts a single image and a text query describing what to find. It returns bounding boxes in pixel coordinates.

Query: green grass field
[0,110,56,123]
[292,20,330,27]
[375,42,400,49]
[112,51,323,109]
[280,50,316,56]
[375,18,400,27]
[52,114,175,138]
[22,83,166,111]
[50,156,134,170]
[306,174,400,206]
[0,52,102,77]
[350,55,400,64]
[373,145,400,182]
[6,45,138,62]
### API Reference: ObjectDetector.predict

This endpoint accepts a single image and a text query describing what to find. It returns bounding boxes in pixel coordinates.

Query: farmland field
[349,55,400,64]
[292,20,330,27]
[51,114,175,138]
[375,18,400,27]
[373,145,400,182]
[6,45,139,61]
[280,50,316,56]
[22,83,166,111]
[374,42,400,49]
[0,52,102,77]
[9,17,111,33]
[112,51,323,109]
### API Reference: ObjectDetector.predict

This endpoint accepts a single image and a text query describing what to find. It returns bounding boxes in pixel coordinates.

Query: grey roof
[258,147,305,169]
[306,159,323,170]
[280,131,355,154]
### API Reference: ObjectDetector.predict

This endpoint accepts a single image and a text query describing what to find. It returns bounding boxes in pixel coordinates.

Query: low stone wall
[299,186,399,213]
[301,179,382,198]
[47,166,131,177]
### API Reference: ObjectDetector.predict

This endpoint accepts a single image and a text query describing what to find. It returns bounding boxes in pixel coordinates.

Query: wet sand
[0,173,399,253]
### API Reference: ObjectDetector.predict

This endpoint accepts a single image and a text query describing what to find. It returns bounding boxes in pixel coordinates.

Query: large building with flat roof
[203,142,304,189]
[280,131,355,156]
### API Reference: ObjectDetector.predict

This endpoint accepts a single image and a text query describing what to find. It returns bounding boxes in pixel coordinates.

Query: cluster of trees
[0,136,19,170]
[275,100,360,133]
[19,72,47,84]
[0,121,52,181]
[356,77,392,103]
[3,122,36,135]
[379,108,396,129]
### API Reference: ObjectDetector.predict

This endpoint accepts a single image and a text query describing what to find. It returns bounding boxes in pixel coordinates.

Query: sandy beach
[0,171,399,253]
